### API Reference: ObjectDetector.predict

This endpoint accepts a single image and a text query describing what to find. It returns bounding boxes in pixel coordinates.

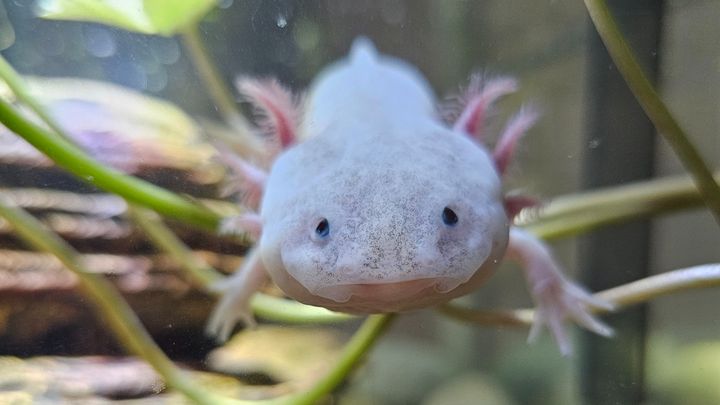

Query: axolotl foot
[205,249,266,342]
[507,228,615,356]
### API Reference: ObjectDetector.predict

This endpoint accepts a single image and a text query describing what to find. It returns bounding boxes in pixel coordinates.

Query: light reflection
[146,68,168,93]
[0,1,16,51]
[218,0,234,10]
[153,37,180,65]
[83,26,116,58]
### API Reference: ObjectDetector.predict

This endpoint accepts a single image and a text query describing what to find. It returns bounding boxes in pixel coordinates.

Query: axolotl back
[209,39,612,354]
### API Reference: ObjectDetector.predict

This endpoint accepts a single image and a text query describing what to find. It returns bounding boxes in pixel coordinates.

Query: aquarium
[0,1,718,404]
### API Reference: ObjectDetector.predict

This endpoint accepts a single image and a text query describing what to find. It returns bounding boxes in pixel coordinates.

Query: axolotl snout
[209,39,613,355]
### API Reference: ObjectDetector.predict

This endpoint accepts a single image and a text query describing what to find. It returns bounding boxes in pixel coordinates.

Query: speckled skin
[259,41,508,312]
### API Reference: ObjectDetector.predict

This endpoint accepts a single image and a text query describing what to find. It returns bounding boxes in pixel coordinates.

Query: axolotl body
[208,39,612,355]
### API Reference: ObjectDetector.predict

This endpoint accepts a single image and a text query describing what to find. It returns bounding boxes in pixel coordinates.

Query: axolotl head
[258,40,510,313]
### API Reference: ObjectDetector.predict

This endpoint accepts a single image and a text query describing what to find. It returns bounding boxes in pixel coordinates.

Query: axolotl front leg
[206,198,268,341]
[206,249,267,341]
[206,78,297,341]
[456,76,614,355]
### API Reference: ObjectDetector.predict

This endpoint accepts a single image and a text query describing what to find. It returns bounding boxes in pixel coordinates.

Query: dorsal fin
[303,37,436,133]
[349,37,378,67]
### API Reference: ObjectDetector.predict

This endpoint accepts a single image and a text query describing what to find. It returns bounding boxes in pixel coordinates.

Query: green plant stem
[522,171,720,240]
[596,264,720,307]
[238,315,393,405]
[0,97,220,230]
[0,55,72,142]
[438,305,533,328]
[179,23,250,131]
[128,203,355,324]
[251,293,355,324]
[283,314,395,405]
[127,204,224,287]
[0,196,233,405]
[583,0,720,225]
[440,264,720,328]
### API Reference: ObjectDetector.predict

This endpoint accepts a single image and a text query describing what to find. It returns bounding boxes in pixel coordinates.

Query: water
[0,1,718,404]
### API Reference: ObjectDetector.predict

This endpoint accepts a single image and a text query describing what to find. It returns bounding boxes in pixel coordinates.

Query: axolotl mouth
[288,270,499,314]
[314,276,464,303]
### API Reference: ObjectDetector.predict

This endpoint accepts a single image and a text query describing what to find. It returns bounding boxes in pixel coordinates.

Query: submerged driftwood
[0,82,250,357]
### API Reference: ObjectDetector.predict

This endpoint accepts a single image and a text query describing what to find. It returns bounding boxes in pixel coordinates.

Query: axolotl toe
[208,38,613,355]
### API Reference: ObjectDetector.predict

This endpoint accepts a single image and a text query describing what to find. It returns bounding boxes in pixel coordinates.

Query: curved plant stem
[0,97,220,230]
[180,23,250,132]
[250,294,356,324]
[438,305,533,328]
[595,264,720,307]
[0,196,234,405]
[127,204,225,287]
[583,0,720,225]
[232,315,393,405]
[128,204,354,324]
[522,171,719,240]
[439,264,720,328]
[0,55,72,142]
[282,314,395,405]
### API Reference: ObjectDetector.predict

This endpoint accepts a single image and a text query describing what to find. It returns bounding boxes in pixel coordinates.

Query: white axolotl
[207,38,613,355]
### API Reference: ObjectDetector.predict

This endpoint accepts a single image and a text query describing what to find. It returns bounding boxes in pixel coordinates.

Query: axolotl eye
[442,207,459,226]
[315,218,330,238]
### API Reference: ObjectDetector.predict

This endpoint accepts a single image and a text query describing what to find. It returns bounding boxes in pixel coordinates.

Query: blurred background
[0,0,719,403]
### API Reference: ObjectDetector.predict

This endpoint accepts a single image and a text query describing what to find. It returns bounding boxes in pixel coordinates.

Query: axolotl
[207,39,613,355]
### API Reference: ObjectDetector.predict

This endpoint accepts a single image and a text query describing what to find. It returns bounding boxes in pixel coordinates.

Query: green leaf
[143,0,216,35]
[36,0,216,36]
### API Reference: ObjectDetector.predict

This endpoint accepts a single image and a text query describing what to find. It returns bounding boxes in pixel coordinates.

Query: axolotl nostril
[208,38,614,355]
